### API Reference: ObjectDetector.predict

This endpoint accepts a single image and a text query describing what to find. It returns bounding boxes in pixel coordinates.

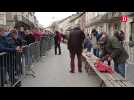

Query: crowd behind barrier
[0,32,55,87]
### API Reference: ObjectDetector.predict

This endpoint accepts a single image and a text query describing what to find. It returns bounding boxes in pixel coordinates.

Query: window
[114,23,120,31]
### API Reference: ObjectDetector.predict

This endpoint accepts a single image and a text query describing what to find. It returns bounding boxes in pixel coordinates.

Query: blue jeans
[96,48,100,57]
[93,48,100,57]
[24,47,32,66]
[114,63,125,78]
[118,64,125,78]
[93,48,97,56]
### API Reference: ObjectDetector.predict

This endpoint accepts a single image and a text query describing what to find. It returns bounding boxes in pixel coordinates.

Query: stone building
[0,12,38,31]
[84,12,134,42]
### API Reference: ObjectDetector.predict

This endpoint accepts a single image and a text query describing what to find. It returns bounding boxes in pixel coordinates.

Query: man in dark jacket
[67,26,85,73]
[24,30,35,45]
[54,31,62,55]
[100,31,129,78]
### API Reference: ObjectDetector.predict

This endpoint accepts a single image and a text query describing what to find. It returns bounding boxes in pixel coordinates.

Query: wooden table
[82,50,134,87]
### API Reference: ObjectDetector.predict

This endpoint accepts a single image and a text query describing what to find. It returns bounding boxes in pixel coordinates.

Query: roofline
[70,12,85,22]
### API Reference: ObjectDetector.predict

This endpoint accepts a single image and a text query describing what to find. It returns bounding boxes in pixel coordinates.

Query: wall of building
[83,12,134,42]
[0,12,6,26]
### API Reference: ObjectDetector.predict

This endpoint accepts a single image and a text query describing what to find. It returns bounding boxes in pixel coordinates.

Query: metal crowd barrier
[23,34,54,78]
[23,45,35,78]
[29,41,41,63]
[0,52,23,87]
[49,34,55,48]
[0,34,55,87]
[40,34,54,56]
[40,36,49,56]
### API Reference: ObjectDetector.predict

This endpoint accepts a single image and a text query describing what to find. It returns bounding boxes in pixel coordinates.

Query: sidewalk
[22,43,101,87]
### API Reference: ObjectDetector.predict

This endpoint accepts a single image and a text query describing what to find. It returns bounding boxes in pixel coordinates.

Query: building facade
[0,12,38,31]
[50,13,82,34]
[84,12,134,42]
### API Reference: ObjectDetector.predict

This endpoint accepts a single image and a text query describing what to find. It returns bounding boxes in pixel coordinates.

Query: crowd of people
[0,24,129,86]
[0,27,54,54]
[83,29,129,78]
[65,25,129,78]
[0,27,55,86]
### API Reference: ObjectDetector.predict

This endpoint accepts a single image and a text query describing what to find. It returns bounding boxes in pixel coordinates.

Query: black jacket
[24,34,35,45]
[68,27,85,52]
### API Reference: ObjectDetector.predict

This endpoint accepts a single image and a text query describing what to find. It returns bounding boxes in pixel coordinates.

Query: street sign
[120,16,128,22]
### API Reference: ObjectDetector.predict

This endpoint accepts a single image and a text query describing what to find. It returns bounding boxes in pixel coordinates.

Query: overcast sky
[35,12,76,27]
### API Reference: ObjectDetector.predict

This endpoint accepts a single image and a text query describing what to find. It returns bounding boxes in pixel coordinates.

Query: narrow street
[22,43,100,87]
[1,12,134,87]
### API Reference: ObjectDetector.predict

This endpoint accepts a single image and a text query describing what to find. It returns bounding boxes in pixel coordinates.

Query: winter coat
[24,34,35,45]
[84,37,92,50]
[6,33,25,48]
[67,27,85,52]
[0,36,16,53]
[54,32,62,45]
[33,32,43,41]
[91,35,97,49]
[17,31,26,40]
[104,36,129,64]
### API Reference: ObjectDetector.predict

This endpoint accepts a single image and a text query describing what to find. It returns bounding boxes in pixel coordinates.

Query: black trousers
[55,43,61,55]
[69,50,82,72]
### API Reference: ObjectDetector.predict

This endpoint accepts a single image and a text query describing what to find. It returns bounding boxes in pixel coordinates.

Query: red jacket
[33,32,43,41]
[58,32,62,43]
[55,32,62,44]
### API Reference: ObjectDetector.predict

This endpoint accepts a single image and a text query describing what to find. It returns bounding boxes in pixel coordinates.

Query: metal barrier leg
[0,57,4,87]
[24,44,36,78]
[25,64,36,78]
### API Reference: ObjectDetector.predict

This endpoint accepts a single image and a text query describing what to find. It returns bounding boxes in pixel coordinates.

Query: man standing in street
[54,31,62,55]
[67,26,85,73]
